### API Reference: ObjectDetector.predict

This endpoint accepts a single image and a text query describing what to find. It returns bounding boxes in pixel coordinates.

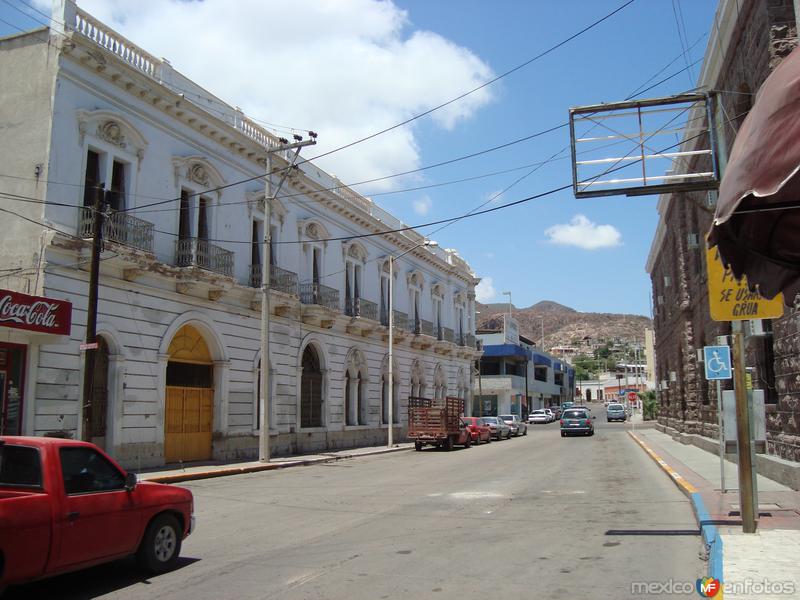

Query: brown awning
[708,45,800,306]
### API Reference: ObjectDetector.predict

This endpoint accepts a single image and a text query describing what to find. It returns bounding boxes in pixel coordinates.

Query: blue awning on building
[533,353,552,367]
[482,344,532,360]
[554,361,562,371]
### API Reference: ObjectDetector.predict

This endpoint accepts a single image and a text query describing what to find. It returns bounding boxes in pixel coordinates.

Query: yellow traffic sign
[706,247,784,321]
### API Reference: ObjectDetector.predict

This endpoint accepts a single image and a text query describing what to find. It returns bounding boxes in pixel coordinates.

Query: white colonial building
[0,1,480,468]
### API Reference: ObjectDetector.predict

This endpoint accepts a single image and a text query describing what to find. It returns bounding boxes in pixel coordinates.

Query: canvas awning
[708,45,800,306]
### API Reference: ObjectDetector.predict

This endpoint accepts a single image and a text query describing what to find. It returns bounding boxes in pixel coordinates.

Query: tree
[641,390,658,421]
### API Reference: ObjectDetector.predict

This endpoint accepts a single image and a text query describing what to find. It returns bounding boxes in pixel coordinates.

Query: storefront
[0,289,72,435]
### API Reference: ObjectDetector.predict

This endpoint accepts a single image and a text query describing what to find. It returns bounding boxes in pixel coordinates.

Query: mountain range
[476,301,652,351]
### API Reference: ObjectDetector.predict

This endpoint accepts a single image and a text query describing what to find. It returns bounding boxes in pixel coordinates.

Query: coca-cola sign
[0,289,72,335]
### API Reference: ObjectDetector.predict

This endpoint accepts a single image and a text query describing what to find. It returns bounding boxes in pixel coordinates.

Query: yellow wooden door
[165,386,213,463]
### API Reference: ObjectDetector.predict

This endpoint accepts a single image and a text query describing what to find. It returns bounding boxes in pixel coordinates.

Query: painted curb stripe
[628,432,724,587]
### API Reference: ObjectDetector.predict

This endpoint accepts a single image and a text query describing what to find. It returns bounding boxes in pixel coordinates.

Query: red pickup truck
[0,436,194,591]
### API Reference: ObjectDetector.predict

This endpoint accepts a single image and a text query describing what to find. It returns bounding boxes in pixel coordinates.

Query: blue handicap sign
[703,345,732,380]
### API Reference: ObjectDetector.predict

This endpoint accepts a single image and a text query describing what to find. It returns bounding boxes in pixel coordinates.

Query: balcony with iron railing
[299,283,339,312]
[443,327,455,343]
[465,333,477,348]
[79,207,154,253]
[175,238,233,277]
[421,319,435,337]
[344,297,378,321]
[408,316,421,335]
[393,311,408,332]
[249,264,299,296]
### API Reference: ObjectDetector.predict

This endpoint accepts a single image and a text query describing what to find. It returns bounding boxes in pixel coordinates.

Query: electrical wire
[1,2,703,220]
[301,0,637,166]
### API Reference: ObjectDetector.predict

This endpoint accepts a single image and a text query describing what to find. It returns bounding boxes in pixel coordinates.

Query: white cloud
[412,195,432,215]
[475,277,496,303]
[65,0,494,191]
[544,214,622,250]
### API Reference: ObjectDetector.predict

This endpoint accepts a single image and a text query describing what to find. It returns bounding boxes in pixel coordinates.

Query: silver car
[482,416,512,440]
[499,414,528,436]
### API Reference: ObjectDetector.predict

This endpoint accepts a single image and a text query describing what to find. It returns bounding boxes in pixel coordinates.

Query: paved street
[10,418,703,600]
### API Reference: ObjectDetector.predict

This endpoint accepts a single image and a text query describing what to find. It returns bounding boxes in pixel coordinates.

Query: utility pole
[259,138,315,463]
[732,321,758,532]
[81,184,106,441]
[388,256,394,447]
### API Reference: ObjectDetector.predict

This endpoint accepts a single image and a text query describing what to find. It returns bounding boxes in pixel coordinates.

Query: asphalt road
[10,414,704,600]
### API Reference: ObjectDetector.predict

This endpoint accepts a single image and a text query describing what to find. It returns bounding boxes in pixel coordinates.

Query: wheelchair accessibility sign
[703,345,732,380]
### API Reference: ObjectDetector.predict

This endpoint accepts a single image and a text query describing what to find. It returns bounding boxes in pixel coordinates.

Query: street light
[388,239,438,447]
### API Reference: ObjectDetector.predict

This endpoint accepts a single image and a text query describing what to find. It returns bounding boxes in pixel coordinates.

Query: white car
[543,408,555,422]
[529,409,550,424]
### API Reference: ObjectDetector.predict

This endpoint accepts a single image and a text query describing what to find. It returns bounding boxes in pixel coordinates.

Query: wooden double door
[165,386,213,463]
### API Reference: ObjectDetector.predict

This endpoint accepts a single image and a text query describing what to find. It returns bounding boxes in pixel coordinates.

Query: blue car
[560,408,594,437]
[606,402,627,422]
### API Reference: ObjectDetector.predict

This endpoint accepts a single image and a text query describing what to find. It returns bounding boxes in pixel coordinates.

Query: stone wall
[652,0,800,461]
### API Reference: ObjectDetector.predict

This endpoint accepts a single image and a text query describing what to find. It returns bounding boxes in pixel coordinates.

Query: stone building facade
[646,0,800,461]
[0,2,481,468]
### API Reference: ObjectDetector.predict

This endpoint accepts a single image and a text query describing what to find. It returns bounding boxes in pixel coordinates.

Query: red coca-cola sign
[0,289,72,335]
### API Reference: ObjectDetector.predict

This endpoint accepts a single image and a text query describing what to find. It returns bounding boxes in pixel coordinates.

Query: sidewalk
[628,422,800,599]
[135,443,414,484]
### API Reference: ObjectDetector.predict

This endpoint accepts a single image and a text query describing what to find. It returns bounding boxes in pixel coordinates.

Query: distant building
[474,318,574,416]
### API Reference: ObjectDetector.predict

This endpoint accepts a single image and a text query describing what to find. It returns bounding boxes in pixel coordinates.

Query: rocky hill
[476,301,651,351]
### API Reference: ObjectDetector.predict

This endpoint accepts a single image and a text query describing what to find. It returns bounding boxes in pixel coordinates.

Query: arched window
[345,349,367,425]
[410,360,426,399]
[301,346,323,428]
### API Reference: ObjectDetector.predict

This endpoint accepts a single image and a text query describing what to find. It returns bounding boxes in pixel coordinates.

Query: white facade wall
[0,4,479,467]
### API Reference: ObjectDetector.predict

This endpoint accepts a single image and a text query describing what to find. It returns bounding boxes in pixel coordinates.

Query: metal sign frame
[568,93,720,198]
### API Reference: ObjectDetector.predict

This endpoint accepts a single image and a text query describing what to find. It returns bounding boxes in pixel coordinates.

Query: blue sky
[0,0,719,316]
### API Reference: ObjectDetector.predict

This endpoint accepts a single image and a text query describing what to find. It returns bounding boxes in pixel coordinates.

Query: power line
[301,0,637,165]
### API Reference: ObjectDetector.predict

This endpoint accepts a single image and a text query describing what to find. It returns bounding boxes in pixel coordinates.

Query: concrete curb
[628,432,724,587]
[141,445,413,484]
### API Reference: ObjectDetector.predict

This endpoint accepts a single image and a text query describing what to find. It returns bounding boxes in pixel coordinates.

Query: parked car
[500,415,527,436]
[529,409,550,424]
[606,402,627,422]
[543,408,555,422]
[462,417,492,444]
[549,406,562,419]
[0,436,194,592]
[560,408,595,437]
[482,416,512,440]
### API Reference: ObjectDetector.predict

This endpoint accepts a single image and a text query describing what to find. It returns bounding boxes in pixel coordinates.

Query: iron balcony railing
[465,333,477,348]
[175,238,234,277]
[249,264,299,295]
[443,327,455,343]
[359,298,378,321]
[345,297,378,320]
[345,297,359,317]
[409,316,421,335]
[421,319,435,337]
[79,207,154,253]
[299,282,339,311]
[393,310,408,331]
